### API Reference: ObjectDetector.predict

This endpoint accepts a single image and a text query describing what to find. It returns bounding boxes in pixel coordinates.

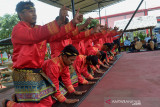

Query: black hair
[16,1,34,20]
[89,26,95,29]
[99,51,106,61]
[16,1,34,13]
[86,55,98,66]
[103,43,113,50]
[62,44,79,57]
[113,39,120,46]
[134,36,138,39]
[55,16,69,24]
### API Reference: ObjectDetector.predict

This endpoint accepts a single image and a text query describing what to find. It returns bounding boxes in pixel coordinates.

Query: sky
[0,0,160,25]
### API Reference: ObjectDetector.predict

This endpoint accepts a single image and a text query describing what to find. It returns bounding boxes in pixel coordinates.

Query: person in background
[147,35,158,50]
[130,36,140,52]
[155,29,160,48]
[143,34,151,49]
[124,36,131,51]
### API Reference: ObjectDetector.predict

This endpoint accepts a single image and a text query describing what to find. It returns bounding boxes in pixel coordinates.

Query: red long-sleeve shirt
[86,46,99,56]
[73,55,94,84]
[50,29,92,58]
[12,20,75,68]
[42,56,75,102]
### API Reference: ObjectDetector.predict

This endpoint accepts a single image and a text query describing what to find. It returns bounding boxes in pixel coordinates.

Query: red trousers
[7,96,56,107]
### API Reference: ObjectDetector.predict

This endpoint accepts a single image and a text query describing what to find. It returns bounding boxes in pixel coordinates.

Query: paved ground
[79,51,160,107]
[0,88,14,107]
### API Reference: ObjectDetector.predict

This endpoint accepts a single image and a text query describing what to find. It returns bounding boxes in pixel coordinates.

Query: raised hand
[65,99,79,104]
[59,6,69,22]
[57,6,69,26]
[84,17,93,26]
[77,17,92,31]
[114,26,119,31]
[72,9,83,25]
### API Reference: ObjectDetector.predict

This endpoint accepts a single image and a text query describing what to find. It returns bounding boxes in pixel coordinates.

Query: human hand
[59,6,69,22]
[72,9,83,25]
[65,99,79,104]
[87,81,96,84]
[93,77,101,80]
[96,69,105,74]
[84,17,93,26]
[74,90,87,95]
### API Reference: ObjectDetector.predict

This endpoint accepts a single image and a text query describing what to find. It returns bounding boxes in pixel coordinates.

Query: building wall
[107,12,145,28]
[97,6,160,28]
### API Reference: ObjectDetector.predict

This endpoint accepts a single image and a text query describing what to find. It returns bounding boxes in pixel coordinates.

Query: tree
[77,18,99,29]
[88,18,99,28]
[0,14,19,55]
[0,14,19,40]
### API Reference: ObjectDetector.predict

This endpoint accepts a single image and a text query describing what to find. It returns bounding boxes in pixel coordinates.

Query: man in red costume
[43,45,86,104]
[2,1,82,107]
[73,55,99,84]
[49,18,102,58]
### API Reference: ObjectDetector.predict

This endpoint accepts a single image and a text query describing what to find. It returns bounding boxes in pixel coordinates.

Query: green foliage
[120,38,123,43]
[1,57,8,61]
[88,19,99,28]
[77,18,99,28]
[0,14,19,40]
[138,32,146,40]
[133,31,146,40]
[76,18,86,26]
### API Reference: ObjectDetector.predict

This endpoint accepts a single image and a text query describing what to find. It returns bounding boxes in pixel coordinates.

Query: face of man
[114,44,118,48]
[151,35,154,40]
[63,55,77,66]
[104,45,110,51]
[86,60,92,65]
[126,36,128,40]
[19,7,37,25]
[134,37,138,41]
[96,51,101,59]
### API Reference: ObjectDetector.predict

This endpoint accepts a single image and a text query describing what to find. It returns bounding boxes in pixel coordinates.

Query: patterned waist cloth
[12,68,56,103]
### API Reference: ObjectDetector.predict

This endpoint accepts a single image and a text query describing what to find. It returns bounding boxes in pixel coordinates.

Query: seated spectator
[146,35,158,50]
[155,29,160,47]
[143,34,151,48]
[124,36,131,51]
[129,36,142,52]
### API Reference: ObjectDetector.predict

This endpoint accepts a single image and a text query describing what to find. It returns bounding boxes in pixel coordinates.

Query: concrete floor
[79,51,160,107]
[0,88,14,107]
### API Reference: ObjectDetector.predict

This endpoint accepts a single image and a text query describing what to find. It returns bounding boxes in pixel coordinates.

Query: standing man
[2,1,82,107]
